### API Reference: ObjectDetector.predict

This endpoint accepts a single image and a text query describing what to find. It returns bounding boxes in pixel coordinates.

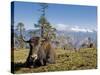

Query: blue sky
[13,1,97,32]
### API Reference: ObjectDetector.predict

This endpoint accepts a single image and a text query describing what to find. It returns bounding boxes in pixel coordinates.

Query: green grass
[12,48,97,74]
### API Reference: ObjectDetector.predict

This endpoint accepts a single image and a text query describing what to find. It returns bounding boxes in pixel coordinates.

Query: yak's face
[30,37,40,46]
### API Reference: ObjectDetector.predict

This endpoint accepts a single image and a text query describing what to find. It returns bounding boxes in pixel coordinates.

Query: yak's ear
[40,38,45,42]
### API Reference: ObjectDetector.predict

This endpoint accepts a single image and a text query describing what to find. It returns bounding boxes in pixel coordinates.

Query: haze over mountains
[14,26,97,49]
[14,27,97,43]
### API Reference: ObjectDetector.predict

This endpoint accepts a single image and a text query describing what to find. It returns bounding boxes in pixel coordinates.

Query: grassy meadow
[12,48,97,74]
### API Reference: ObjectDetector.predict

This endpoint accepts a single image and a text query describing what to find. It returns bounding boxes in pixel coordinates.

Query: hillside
[12,48,97,74]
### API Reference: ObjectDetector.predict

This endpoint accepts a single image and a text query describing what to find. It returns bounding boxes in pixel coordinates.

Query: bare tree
[16,22,25,48]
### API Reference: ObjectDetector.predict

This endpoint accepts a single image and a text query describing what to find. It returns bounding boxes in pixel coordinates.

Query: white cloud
[54,24,96,33]
[54,24,68,31]
[70,26,94,33]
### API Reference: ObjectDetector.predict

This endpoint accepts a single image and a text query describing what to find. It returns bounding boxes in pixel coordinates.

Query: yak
[22,37,56,67]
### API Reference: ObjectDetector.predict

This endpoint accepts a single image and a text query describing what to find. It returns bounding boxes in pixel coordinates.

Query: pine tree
[34,3,56,40]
